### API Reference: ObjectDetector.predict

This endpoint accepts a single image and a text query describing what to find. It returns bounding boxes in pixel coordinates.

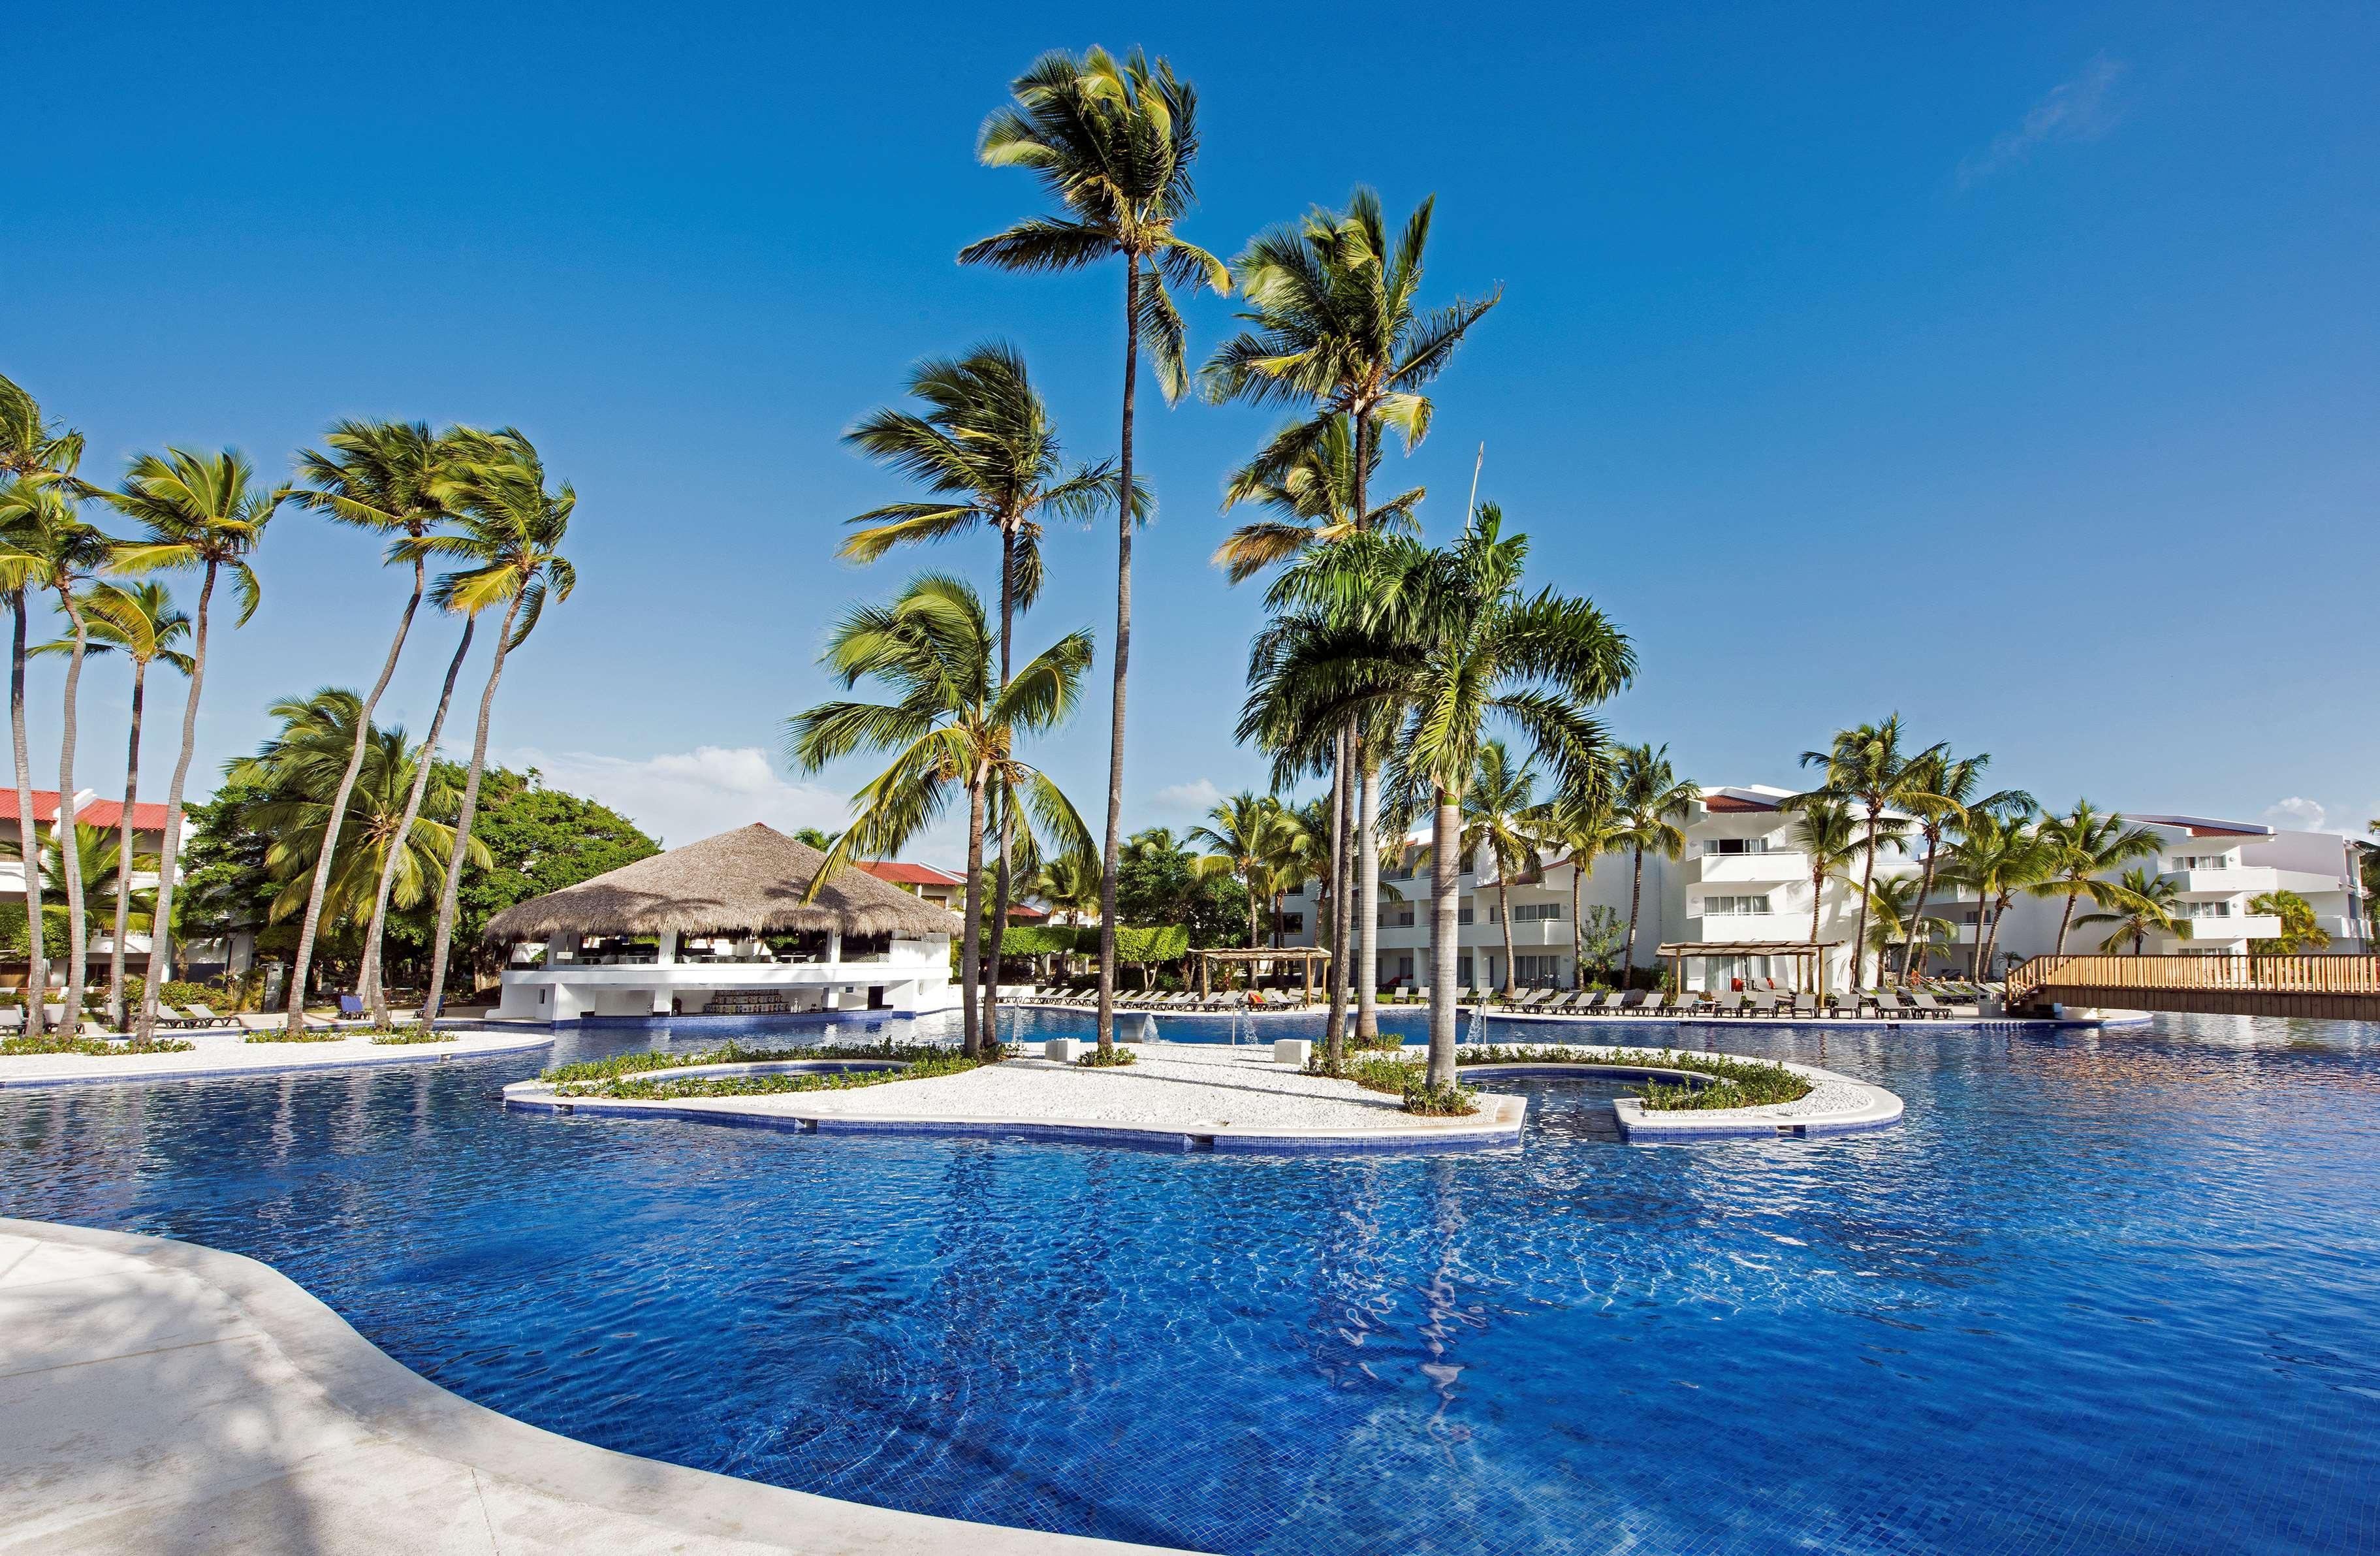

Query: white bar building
[486,824,959,1021]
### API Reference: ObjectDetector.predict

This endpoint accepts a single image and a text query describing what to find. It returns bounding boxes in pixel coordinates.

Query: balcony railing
[2008,953,2380,1005]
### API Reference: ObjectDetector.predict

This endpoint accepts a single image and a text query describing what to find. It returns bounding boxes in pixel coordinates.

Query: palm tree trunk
[1981,894,2007,977]
[1969,890,1988,981]
[1901,831,1941,987]
[358,618,474,1024]
[11,602,47,1034]
[421,595,524,1023]
[1570,859,1584,988]
[55,590,89,1016]
[1356,754,1380,1038]
[1093,258,1141,1062]
[1497,878,1516,996]
[1624,846,1646,979]
[2054,887,2078,955]
[108,661,146,1028]
[136,563,217,1043]
[1325,723,1354,1067]
[987,526,1015,1055]
[1809,863,1826,972]
[1427,790,1460,1088]
[283,564,424,1030]
[960,771,987,1058]
[1850,803,1880,991]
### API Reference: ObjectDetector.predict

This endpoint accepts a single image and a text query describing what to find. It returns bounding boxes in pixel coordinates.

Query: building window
[1457,906,1474,925]
[1701,895,1773,916]
[1457,956,1475,986]
[1515,954,1564,984]
[2170,855,2231,872]
[1510,902,1563,922]
[2179,900,2234,919]
[1702,837,1769,855]
[1379,905,1416,928]
[1280,913,1304,934]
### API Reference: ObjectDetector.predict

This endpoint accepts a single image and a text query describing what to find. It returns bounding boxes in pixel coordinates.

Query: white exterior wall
[496,932,955,1021]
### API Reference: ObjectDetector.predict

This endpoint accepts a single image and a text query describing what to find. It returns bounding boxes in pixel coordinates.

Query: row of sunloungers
[1477,985,1982,1019]
[0,1002,244,1038]
[1023,987,1308,1013]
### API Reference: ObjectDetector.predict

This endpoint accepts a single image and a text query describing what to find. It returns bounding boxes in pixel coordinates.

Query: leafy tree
[105,447,281,1039]
[1789,717,1945,989]
[962,45,1228,1051]
[1613,743,1700,974]
[1895,746,2030,985]
[788,573,1092,1057]
[2031,800,2163,954]
[405,437,576,1023]
[1116,827,1249,950]
[1941,808,2055,977]
[1787,797,1862,991]
[2076,866,2190,953]
[2249,889,2330,954]
[447,767,657,983]
[1188,791,1286,947]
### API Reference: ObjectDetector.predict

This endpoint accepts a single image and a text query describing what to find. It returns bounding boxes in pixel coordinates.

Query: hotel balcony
[2167,866,2278,897]
[1692,851,1805,885]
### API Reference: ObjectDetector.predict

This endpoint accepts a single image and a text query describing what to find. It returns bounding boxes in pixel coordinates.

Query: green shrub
[560,1048,980,1100]
[245,1029,349,1044]
[539,1038,955,1085]
[1074,1046,1136,1068]
[368,1028,457,1045]
[1455,1043,1812,1111]
[1401,1077,1480,1117]
[1,1032,196,1057]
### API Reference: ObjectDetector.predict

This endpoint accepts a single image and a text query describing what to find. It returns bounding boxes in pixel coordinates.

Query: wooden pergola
[1194,946,1332,1002]
[1655,940,1840,996]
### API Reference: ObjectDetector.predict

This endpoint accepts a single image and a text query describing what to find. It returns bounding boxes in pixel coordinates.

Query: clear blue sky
[6,1,2374,856]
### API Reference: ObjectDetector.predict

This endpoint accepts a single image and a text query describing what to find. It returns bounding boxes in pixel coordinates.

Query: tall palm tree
[0,475,112,1010]
[1258,800,1322,947]
[1461,741,1543,995]
[2076,866,2189,953]
[839,343,1119,1046]
[276,421,476,1033]
[1941,808,2054,978]
[1613,743,1700,976]
[34,582,189,1024]
[1031,851,1102,928]
[1527,773,1625,989]
[403,441,575,1023]
[1243,507,1632,1084]
[1786,797,1862,993]
[0,375,86,1031]
[1188,791,1284,949]
[1210,415,1423,583]
[2035,800,2164,954]
[1864,874,1951,981]
[232,690,486,935]
[961,46,1228,1057]
[1897,748,2031,986]
[1205,185,1499,1046]
[1790,717,1944,990]
[3,820,158,943]
[787,573,1094,1057]
[353,603,475,1023]
[105,449,279,1040]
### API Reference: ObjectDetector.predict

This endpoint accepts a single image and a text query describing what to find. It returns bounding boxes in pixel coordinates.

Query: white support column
[656,931,678,966]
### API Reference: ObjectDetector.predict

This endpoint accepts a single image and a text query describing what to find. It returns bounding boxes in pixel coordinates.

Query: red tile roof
[857,860,966,887]
[2186,825,2264,838]
[0,790,176,831]
[1703,795,1779,813]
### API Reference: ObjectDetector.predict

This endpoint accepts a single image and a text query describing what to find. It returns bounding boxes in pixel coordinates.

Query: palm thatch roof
[483,823,962,942]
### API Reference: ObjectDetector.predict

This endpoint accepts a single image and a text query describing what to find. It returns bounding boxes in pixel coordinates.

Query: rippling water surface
[5,1011,2379,1554]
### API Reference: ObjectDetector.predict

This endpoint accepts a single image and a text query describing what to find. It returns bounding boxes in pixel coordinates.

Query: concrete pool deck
[503,1040,1903,1150]
[0,1216,1185,1556]
[0,1025,554,1090]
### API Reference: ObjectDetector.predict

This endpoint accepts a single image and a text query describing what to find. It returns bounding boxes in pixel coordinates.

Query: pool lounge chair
[1512,989,1553,1011]
[182,1004,239,1028]
[0,1006,22,1034]
[1390,987,1412,1004]
[1607,989,1648,1016]
[1573,991,1608,1015]
[1791,992,1818,1019]
[1743,991,1780,1019]
[1907,989,1950,1019]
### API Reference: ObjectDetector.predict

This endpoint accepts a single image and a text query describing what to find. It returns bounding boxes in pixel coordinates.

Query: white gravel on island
[657,1041,1417,1131]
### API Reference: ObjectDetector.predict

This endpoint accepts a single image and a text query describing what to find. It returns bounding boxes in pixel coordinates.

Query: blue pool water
[5,1010,2379,1554]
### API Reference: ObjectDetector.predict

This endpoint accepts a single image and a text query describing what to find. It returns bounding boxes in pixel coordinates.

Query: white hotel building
[1275,787,2371,992]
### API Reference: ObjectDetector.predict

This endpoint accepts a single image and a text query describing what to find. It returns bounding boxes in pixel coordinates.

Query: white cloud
[2265,796,2328,831]
[1151,778,1224,816]
[1958,56,2127,188]
[503,744,851,851]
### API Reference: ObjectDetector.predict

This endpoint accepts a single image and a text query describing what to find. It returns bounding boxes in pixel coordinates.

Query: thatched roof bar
[483,823,962,942]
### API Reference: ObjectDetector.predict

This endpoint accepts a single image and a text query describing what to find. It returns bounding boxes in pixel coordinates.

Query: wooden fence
[2007,954,2380,1019]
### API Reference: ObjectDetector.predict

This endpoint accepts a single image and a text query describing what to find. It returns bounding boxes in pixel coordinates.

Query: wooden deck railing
[2007,953,2380,1007]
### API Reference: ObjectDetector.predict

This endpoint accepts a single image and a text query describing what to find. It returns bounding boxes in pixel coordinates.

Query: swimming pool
[5,1011,2377,1553]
